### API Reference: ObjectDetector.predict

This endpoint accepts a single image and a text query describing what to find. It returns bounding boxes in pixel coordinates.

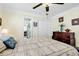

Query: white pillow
[0,40,6,52]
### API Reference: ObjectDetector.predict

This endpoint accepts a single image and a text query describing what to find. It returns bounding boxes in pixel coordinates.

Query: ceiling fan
[33,3,64,15]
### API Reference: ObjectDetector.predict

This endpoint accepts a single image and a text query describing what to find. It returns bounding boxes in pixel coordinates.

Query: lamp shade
[1,29,8,34]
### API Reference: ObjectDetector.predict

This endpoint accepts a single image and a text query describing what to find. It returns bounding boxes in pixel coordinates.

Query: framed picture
[33,22,38,27]
[0,18,2,26]
[59,17,64,22]
[72,18,79,25]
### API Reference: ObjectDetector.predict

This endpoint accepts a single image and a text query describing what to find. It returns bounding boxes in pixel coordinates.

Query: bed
[0,37,79,56]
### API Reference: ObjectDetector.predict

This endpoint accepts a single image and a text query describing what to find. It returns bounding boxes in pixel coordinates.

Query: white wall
[50,5,79,47]
[2,10,24,41]
[32,16,51,38]
[1,8,51,41]
[1,4,79,45]
[38,19,51,38]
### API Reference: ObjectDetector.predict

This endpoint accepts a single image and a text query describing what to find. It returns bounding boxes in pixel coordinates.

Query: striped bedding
[0,37,79,56]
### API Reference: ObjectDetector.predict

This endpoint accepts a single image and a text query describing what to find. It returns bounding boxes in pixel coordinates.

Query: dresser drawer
[52,32,75,47]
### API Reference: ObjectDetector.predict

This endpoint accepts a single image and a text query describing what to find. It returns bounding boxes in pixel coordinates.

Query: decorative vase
[60,24,65,32]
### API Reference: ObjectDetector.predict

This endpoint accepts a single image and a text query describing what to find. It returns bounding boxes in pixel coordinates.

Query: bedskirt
[0,37,79,56]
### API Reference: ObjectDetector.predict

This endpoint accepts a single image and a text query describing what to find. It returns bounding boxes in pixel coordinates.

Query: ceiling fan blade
[52,3,64,5]
[33,3,43,9]
[45,5,49,12]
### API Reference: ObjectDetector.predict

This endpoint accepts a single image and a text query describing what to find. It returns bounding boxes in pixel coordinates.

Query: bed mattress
[0,37,79,56]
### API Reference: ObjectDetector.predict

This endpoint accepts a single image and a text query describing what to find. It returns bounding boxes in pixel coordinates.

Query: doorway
[24,18,32,39]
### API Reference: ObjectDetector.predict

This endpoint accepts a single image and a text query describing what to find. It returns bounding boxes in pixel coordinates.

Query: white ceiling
[1,3,79,16]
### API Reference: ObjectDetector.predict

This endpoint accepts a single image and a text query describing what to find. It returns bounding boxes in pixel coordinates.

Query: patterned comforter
[0,37,79,56]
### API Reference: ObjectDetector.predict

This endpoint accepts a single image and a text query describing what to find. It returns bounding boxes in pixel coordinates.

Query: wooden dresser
[52,32,75,47]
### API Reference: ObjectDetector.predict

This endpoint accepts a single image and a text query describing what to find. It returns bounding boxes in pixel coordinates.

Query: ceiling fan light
[46,6,49,12]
